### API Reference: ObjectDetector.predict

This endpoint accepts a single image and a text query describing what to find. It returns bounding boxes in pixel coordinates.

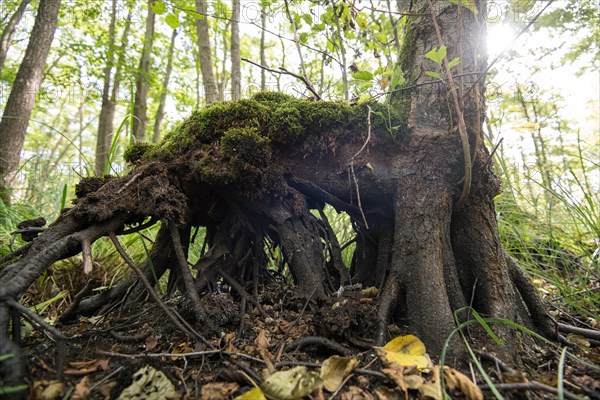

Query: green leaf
[165,14,180,29]
[312,23,325,32]
[509,0,536,13]
[151,1,167,15]
[302,14,312,25]
[353,70,374,81]
[299,32,309,44]
[355,11,368,29]
[390,67,405,88]
[425,46,447,65]
[425,71,441,79]
[448,0,478,15]
[447,57,460,70]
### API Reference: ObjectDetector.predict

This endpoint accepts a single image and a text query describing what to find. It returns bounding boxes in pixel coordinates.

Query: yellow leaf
[443,367,483,400]
[375,335,430,369]
[382,335,425,355]
[235,386,267,400]
[320,356,358,392]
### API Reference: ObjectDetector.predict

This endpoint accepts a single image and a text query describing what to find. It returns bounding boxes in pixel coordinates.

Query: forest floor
[17,282,600,399]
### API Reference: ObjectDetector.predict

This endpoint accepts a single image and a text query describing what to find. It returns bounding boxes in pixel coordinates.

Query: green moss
[220,127,271,165]
[124,142,156,164]
[138,92,408,196]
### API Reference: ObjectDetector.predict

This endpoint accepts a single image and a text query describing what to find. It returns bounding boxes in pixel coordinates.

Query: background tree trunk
[230,0,241,100]
[153,29,178,143]
[132,0,155,141]
[195,0,218,104]
[0,0,61,203]
[0,0,30,77]
[94,0,118,176]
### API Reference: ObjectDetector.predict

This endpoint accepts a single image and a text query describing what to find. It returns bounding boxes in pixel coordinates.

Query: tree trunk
[260,6,267,91]
[153,29,178,143]
[195,0,218,104]
[132,0,155,141]
[0,0,30,77]
[230,0,241,100]
[0,0,61,203]
[94,0,118,176]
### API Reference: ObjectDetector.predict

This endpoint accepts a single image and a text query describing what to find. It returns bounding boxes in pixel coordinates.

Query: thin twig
[242,58,321,100]
[349,105,373,229]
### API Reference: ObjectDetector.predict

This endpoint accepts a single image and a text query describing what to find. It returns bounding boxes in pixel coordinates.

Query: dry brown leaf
[255,329,270,351]
[221,331,237,352]
[374,386,403,400]
[71,376,91,400]
[418,365,442,400]
[200,382,239,400]
[145,335,159,351]
[443,367,483,400]
[64,359,109,376]
[382,366,408,395]
[96,380,117,399]
[340,385,373,400]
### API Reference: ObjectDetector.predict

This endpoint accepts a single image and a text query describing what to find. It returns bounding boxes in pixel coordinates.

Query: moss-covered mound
[124,93,406,196]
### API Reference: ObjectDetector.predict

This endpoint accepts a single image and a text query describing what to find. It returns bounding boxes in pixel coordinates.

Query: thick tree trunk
[0,0,30,77]
[132,0,155,141]
[195,0,218,104]
[94,0,118,176]
[0,0,61,202]
[153,29,178,143]
[230,0,241,100]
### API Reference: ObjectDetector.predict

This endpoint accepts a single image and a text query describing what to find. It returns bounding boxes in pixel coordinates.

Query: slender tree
[230,0,241,100]
[0,0,30,77]
[94,0,118,176]
[195,0,218,104]
[0,0,61,203]
[153,29,178,143]
[132,0,155,141]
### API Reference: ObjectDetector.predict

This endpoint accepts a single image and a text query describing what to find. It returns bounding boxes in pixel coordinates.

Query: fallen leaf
[419,365,442,400]
[340,385,373,400]
[64,359,109,376]
[374,386,403,400]
[235,386,267,400]
[375,335,430,370]
[200,382,238,400]
[116,365,178,400]
[145,335,159,351]
[71,376,91,400]
[443,367,483,400]
[320,355,358,392]
[382,366,408,395]
[255,329,270,351]
[261,366,323,400]
[33,380,64,400]
[221,332,237,352]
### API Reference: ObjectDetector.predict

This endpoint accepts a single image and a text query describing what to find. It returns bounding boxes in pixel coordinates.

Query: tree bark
[0,0,30,78]
[94,0,118,176]
[260,6,267,91]
[195,0,218,104]
[132,0,155,141]
[153,29,178,143]
[0,0,61,203]
[230,0,241,100]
